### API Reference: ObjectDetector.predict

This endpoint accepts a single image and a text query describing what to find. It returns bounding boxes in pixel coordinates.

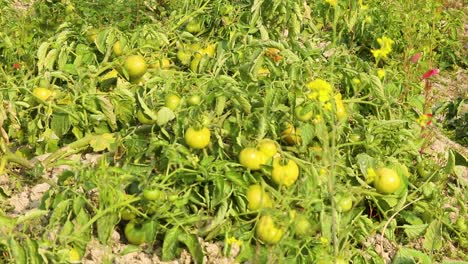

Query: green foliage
[0,0,466,263]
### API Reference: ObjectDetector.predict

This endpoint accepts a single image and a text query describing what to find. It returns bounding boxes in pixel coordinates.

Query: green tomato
[256,215,283,244]
[177,50,192,65]
[137,110,157,125]
[349,133,362,143]
[295,105,314,121]
[185,127,211,149]
[124,55,147,80]
[120,208,136,221]
[246,184,272,211]
[257,139,278,160]
[124,220,156,245]
[187,94,202,106]
[33,87,54,101]
[68,248,81,262]
[124,221,146,245]
[143,189,165,201]
[337,196,353,212]
[293,214,313,236]
[113,41,124,56]
[271,158,299,187]
[165,94,181,110]
[456,217,467,232]
[239,147,267,170]
[374,167,402,194]
[185,20,203,33]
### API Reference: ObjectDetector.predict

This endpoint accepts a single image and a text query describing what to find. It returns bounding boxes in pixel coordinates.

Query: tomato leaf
[89,133,115,152]
[402,224,428,239]
[37,42,50,73]
[177,232,204,264]
[44,49,58,71]
[97,96,117,130]
[162,227,182,261]
[393,247,431,264]
[423,220,442,251]
[51,113,71,138]
[156,107,175,126]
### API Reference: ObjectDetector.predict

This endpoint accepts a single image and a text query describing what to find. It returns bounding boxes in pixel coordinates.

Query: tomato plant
[185,127,211,149]
[0,1,465,263]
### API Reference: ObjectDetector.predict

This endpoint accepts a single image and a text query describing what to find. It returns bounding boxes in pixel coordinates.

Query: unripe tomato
[177,50,192,65]
[257,139,277,159]
[334,93,347,120]
[187,94,202,106]
[295,106,314,121]
[124,55,147,80]
[185,127,211,149]
[124,220,155,245]
[143,189,165,201]
[200,43,216,57]
[239,147,267,170]
[256,215,283,244]
[86,28,98,43]
[68,248,81,263]
[349,133,362,143]
[374,167,402,194]
[113,41,124,56]
[246,185,272,211]
[120,208,136,221]
[271,158,299,187]
[281,124,301,145]
[33,87,54,101]
[165,94,181,110]
[337,196,353,212]
[293,214,313,236]
[137,110,157,125]
[185,20,203,34]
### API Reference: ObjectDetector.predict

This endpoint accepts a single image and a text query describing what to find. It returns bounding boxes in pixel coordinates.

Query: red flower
[422,68,439,79]
[410,52,421,64]
[13,63,21,70]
